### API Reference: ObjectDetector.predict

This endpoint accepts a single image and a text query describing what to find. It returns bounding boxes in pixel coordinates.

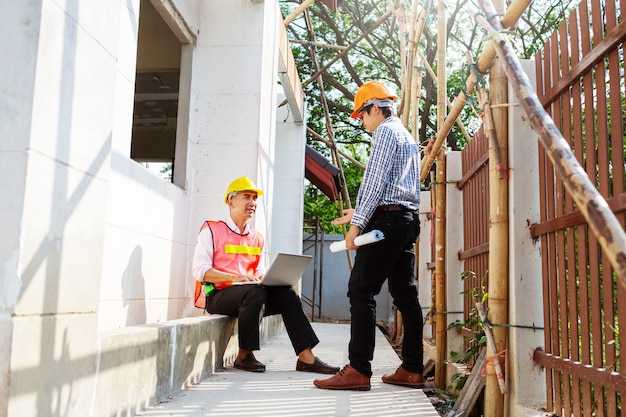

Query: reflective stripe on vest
[203,220,263,290]
[224,244,261,256]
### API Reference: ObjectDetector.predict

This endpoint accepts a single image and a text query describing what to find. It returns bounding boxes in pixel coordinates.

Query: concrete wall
[2,1,118,415]
[0,0,306,416]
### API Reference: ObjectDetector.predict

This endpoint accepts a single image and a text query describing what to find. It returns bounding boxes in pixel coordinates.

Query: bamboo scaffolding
[388,0,408,95]
[419,0,533,181]
[307,127,366,170]
[475,0,626,287]
[301,11,392,88]
[400,2,424,126]
[289,39,348,51]
[416,48,471,143]
[434,0,448,390]
[278,10,393,110]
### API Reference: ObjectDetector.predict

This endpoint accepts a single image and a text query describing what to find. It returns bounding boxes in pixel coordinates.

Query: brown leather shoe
[313,365,370,391]
[296,357,340,374]
[233,353,266,372]
[382,366,424,388]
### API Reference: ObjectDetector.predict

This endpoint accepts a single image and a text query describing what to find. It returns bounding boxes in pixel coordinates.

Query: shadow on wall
[122,245,147,326]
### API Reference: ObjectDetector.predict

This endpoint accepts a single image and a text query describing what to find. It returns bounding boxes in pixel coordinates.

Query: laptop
[234,253,313,287]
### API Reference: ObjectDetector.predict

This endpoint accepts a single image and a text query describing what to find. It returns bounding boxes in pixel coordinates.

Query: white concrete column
[507,59,546,415]
[418,191,433,339]
[446,151,465,357]
[272,94,306,257]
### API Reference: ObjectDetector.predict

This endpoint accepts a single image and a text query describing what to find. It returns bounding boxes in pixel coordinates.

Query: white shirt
[191,215,267,282]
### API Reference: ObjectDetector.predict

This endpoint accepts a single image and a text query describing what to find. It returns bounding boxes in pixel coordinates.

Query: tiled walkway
[135,322,440,417]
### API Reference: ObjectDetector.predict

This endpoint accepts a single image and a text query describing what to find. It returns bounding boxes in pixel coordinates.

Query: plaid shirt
[351,116,421,229]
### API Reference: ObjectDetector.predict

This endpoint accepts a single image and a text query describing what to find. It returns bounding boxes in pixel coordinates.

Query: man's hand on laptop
[232,274,260,283]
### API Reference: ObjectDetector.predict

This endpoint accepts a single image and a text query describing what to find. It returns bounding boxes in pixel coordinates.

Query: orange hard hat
[351,81,397,118]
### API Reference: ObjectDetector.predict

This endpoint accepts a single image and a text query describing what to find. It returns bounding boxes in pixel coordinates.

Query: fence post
[445,151,465,359]
[507,59,547,412]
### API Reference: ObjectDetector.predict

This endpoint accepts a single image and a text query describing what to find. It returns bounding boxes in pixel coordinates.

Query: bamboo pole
[419,0,532,181]
[482,0,509,411]
[409,6,426,140]
[283,0,315,26]
[475,303,507,394]
[289,39,348,51]
[475,1,626,287]
[401,1,423,126]
[434,0,448,390]
[307,127,366,169]
[388,0,408,97]
[434,152,447,389]
[476,87,504,179]
[410,57,423,141]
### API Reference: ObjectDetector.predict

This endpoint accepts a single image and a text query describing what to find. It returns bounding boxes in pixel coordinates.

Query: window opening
[132,0,181,183]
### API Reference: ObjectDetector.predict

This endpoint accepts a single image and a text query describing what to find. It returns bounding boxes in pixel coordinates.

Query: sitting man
[192,176,339,374]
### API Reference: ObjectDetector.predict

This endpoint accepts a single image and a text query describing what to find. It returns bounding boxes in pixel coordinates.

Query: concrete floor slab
[135,322,440,417]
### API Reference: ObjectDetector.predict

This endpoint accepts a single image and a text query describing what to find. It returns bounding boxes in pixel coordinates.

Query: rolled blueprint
[329,230,385,252]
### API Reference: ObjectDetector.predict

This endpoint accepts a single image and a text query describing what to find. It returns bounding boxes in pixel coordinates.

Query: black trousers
[205,284,319,355]
[348,210,423,377]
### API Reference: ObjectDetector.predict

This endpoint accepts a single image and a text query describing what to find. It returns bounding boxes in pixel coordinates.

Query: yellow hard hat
[351,81,397,119]
[224,176,264,203]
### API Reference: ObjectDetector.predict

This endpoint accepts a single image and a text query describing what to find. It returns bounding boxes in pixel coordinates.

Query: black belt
[375,204,410,213]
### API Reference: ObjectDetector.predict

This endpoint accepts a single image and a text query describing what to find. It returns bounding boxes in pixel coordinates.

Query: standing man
[192,176,339,375]
[314,81,424,391]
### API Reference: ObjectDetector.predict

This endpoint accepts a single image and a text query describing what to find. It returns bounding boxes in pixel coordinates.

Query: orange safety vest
[201,220,263,290]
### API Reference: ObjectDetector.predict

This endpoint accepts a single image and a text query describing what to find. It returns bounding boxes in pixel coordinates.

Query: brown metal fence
[531,0,626,415]
[458,126,490,345]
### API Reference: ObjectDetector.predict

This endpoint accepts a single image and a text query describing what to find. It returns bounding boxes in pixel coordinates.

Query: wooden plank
[446,349,487,417]
[423,358,435,377]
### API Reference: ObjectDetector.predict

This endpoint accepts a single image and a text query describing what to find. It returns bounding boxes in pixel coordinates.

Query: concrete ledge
[93,314,284,417]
